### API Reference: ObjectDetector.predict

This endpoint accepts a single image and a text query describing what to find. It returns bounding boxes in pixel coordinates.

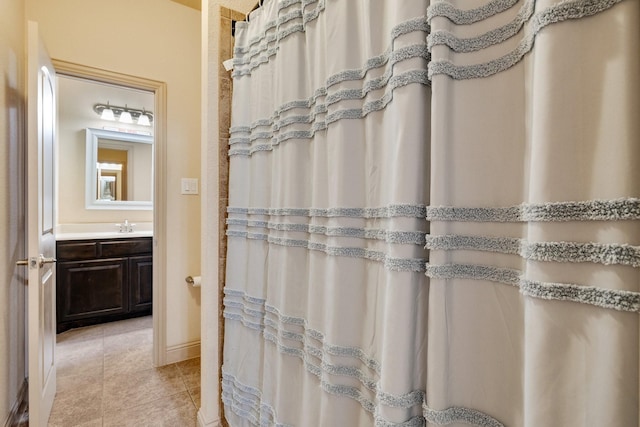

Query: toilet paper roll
[185,275,201,287]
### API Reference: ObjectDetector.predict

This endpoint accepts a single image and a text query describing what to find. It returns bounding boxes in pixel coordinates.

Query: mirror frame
[85,127,153,210]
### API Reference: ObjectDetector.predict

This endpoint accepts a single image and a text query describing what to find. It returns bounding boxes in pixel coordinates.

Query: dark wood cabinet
[56,237,152,333]
[129,255,153,313]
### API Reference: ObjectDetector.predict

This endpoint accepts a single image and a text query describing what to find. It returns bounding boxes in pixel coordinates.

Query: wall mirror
[86,128,153,210]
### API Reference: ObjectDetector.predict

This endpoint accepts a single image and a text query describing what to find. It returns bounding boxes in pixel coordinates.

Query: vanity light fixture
[93,103,154,126]
[97,162,123,171]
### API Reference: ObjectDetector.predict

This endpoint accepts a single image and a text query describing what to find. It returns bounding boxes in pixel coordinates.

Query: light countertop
[55,223,153,241]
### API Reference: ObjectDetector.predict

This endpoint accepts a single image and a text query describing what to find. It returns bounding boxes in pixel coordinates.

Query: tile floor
[48,316,201,427]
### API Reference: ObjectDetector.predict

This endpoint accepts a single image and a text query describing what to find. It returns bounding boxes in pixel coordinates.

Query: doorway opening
[52,60,167,366]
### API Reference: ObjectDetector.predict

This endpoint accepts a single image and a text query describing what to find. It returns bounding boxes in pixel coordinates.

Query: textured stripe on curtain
[223,0,431,426]
[426,0,639,425]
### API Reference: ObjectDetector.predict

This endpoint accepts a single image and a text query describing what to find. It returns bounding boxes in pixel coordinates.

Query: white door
[25,21,57,427]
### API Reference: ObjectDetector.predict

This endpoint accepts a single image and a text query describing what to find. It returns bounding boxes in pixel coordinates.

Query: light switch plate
[181,178,199,195]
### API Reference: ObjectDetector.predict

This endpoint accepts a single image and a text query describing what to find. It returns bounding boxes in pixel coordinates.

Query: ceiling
[170,0,201,11]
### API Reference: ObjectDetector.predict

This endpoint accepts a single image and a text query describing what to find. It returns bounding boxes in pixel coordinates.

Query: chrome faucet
[117,219,135,233]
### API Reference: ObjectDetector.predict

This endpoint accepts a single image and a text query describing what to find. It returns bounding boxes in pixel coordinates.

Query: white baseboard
[165,340,201,364]
[197,410,221,427]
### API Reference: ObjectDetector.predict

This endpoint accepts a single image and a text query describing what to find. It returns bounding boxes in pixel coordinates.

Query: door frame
[51,60,168,366]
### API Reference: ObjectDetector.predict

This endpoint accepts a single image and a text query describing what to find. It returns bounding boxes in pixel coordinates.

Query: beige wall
[0,0,27,423]
[26,0,202,352]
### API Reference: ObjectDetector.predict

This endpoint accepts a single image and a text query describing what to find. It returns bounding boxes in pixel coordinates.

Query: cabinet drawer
[100,239,152,257]
[56,242,98,260]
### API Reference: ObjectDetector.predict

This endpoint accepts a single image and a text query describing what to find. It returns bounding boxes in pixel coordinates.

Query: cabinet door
[57,258,128,324]
[129,255,153,313]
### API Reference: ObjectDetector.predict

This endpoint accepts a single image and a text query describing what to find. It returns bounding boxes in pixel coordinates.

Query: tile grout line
[181,364,198,411]
[101,325,105,427]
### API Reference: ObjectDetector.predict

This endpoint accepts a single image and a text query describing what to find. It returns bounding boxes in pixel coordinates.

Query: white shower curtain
[426,0,639,425]
[222,0,639,425]
[223,0,431,425]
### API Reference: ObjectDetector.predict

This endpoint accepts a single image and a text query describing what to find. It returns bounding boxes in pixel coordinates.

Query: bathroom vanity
[53,123,155,332]
[56,235,152,333]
